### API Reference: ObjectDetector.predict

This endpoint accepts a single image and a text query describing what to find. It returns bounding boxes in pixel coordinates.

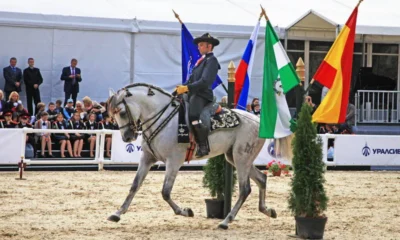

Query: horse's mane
[107,83,173,115]
[123,83,172,98]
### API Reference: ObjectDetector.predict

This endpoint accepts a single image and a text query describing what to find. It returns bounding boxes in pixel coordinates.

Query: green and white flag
[259,20,300,139]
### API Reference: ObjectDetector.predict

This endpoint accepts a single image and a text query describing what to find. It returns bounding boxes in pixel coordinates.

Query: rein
[114,86,180,158]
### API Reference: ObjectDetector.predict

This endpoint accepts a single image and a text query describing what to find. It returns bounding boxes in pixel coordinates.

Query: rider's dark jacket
[184,52,220,101]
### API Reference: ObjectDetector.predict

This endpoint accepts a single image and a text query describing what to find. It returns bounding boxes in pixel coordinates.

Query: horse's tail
[274,134,294,165]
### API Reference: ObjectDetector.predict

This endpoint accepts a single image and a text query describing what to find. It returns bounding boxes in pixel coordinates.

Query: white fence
[1,129,399,169]
[356,90,400,124]
[0,128,288,169]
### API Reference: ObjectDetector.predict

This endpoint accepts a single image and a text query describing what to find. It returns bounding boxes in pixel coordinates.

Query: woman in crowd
[7,91,20,112]
[67,112,85,157]
[82,96,105,122]
[34,111,53,158]
[52,113,73,158]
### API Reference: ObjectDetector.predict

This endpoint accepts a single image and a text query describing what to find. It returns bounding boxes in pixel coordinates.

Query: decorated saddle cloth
[177,95,240,143]
[210,108,240,131]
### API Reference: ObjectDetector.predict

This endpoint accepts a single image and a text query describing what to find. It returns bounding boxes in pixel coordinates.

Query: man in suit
[23,58,43,115]
[3,57,22,101]
[60,58,82,107]
[175,33,221,157]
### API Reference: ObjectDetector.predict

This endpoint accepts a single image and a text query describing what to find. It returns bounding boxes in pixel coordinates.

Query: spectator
[99,114,115,158]
[63,99,75,120]
[61,58,82,107]
[246,104,252,112]
[84,113,99,158]
[11,100,29,120]
[34,112,53,158]
[52,113,73,158]
[17,113,35,157]
[252,103,260,116]
[23,58,43,116]
[327,140,334,161]
[3,57,22,100]
[55,99,63,114]
[75,101,84,119]
[0,90,6,119]
[251,98,260,112]
[82,96,105,121]
[2,111,17,128]
[35,102,46,121]
[67,112,85,157]
[305,96,317,114]
[47,102,58,122]
[6,91,20,112]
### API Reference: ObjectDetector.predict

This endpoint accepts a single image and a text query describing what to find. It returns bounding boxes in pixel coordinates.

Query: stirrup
[195,144,209,158]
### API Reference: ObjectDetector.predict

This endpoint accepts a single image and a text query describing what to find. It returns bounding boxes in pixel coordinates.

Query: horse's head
[107,88,140,142]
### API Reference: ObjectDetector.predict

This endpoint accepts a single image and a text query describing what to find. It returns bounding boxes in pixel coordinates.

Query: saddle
[177,94,240,161]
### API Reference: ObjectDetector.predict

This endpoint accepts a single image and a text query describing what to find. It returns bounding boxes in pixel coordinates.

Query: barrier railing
[21,128,118,170]
[355,90,400,125]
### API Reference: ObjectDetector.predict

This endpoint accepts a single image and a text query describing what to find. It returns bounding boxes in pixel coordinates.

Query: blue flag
[181,24,222,89]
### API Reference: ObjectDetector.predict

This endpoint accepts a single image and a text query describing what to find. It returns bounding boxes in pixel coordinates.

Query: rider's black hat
[193,33,220,46]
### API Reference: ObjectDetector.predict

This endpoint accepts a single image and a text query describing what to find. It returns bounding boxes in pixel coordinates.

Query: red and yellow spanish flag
[312,6,359,123]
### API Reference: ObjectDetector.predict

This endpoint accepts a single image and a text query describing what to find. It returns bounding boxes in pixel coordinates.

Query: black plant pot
[295,216,328,239]
[205,199,224,219]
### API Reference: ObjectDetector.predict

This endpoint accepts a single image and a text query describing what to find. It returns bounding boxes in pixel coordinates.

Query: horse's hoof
[186,208,194,217]
[107,214,120,222]
[268,208,277,219]
[218,223,229,230]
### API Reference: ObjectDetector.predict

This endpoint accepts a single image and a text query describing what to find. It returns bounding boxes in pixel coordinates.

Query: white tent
[0,0,399,105]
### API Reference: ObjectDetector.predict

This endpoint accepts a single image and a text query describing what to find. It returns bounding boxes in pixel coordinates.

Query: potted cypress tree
[202,154,236,219]
[288,103,328,239]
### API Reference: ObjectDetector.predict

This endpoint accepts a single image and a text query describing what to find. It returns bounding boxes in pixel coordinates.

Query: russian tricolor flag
[235,21,260,110]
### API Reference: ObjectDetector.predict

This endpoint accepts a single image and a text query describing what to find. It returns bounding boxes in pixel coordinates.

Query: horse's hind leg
[108,153,156,222]
[218,150,252,230]
[162,159,194,217]
[249,166,277,218]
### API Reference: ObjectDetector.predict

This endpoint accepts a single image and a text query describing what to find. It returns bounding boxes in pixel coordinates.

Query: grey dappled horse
[107,83,282,229]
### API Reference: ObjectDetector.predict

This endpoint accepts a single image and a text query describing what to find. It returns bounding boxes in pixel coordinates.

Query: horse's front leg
[108,152,156,222]
[162,159,194,217]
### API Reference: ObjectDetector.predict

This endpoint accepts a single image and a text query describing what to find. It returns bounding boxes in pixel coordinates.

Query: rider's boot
[193,123,209,158]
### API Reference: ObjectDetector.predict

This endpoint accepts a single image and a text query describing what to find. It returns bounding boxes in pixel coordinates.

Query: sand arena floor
[0,170,399,240]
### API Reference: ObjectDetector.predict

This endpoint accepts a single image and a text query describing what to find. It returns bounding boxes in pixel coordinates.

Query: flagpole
[172,9,183,25]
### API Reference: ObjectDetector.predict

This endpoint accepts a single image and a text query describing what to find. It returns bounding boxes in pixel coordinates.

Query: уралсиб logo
[126,143,135,153]
[362,142,371,157]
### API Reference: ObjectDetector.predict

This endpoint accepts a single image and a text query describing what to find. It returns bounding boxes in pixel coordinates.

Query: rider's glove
[176,85,189,95]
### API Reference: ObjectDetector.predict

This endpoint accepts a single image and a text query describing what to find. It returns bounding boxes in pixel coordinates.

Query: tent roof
[1,0,400,36]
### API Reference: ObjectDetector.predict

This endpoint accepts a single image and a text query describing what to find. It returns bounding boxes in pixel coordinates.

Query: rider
[175,33,221,158]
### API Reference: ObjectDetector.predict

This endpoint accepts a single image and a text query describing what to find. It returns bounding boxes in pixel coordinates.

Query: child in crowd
[68,112,85,157]
[34,112,53,158]
[63,98,75,121]
[47,102,58,122]
[99,114,116,158]
[75,101,85,119]
[84,113,99,158]
[35,102,46,121]
[52,113,73,158]
[55,99,63,114]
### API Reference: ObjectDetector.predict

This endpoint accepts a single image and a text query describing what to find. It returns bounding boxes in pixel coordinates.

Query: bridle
[111,85,180,158]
